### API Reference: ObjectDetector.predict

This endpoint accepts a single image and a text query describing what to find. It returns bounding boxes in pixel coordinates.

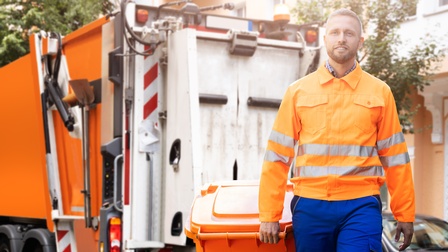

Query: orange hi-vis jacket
[259,63,415,223]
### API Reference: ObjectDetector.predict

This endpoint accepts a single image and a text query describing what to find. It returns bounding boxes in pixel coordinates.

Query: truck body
[0,1,324,251]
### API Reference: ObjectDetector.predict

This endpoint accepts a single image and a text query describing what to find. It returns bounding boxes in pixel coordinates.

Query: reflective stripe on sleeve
[377,132,405,151]
[297,143,378,157]
[295,165,384,177]
[379,152,410,168]
[269,130,297,149]
[264,149,293,166]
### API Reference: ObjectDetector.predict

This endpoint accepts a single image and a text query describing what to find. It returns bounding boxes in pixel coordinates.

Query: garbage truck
[0,1,325,251]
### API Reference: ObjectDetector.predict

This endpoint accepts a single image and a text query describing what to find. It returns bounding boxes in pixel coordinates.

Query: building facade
[396,0,448,220]
[157,0,298,20]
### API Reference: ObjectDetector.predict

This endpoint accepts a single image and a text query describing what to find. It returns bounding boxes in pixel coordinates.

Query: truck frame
[0,1,324,251]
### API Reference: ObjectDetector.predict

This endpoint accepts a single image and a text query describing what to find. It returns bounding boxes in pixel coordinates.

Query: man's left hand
[395,221,414,251]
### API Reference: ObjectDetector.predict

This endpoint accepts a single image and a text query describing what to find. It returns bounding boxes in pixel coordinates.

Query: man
[258,8,415,252]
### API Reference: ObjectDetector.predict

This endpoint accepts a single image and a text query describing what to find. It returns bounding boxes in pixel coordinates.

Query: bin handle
[196,224,293,241]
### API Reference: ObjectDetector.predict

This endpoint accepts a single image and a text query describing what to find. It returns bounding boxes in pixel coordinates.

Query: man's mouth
[335,46,347,51]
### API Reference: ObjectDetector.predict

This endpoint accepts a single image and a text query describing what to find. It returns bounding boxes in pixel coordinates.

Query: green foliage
[292,0,444,132]
[292,0,328,24]
[292,0,370,30]
[363,0,443,132]
[0,0,115,67]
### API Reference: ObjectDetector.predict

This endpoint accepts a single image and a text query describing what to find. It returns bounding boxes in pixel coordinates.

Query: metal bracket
[125,87,134,101]
[228,30,258,56]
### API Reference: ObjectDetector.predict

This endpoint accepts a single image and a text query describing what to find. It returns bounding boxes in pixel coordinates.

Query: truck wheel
[32,246,43,252]
[0,237,10,252]
[22,239,43,252]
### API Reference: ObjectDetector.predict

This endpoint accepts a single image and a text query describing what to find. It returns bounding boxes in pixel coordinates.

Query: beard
[327,46,357,64]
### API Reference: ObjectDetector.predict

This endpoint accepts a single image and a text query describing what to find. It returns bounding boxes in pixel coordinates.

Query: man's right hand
[395,221,414,251]
[259,221,280,244]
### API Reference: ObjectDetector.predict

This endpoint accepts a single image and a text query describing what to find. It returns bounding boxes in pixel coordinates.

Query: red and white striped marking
[143,48,159,121]
[57,230,72,252]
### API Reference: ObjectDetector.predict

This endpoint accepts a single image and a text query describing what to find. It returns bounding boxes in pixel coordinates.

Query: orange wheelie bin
[185,180,295,252]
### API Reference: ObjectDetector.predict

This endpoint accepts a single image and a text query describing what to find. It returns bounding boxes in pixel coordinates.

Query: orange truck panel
[50,17,106,218]
[0,54,50,220]
[0,16,110,249]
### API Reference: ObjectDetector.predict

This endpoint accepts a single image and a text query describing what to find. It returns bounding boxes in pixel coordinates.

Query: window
[421,0,448,15]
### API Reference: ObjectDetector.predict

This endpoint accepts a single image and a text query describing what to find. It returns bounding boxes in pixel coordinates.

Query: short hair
[326,8,363,34]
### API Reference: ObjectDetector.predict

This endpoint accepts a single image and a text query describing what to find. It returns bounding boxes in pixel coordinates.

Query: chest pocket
[296,95,328,135]
[353,95,384,133]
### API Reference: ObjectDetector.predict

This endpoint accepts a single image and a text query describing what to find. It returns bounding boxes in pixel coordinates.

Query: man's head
[324,8,364,65]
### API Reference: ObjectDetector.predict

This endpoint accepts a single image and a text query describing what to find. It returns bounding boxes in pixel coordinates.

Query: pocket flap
[354,95,384,108]
[296,95,328,107]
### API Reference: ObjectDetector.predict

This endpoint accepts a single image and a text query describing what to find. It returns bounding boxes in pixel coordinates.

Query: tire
[0,237,10,252]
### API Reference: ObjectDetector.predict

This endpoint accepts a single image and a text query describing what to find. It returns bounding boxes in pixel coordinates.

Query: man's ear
[358,36,364,49]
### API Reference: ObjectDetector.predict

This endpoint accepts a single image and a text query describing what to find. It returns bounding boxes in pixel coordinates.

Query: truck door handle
[169,139,181,172]
[114,154,123,212]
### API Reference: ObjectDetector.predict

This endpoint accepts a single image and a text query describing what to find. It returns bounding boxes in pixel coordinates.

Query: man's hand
[259,222,280,244]
[395,222,414,251]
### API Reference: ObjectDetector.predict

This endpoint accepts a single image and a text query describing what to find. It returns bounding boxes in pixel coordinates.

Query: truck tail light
[305,29,318,44]
[136,8,149,24]
[109,217,122,252]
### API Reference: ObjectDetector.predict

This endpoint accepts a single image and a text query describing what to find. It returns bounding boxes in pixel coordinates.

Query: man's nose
[337,33,347,42]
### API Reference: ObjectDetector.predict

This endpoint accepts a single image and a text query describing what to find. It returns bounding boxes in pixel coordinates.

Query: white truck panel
[237,46,301,180]
[163,29,202,246]
[196,39,302,182]
[128,41,165,246]
[130,42,152,242]
[196,39,239,183]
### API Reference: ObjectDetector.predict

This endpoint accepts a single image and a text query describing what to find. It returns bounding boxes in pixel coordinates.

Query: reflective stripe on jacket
[259,63,415,223]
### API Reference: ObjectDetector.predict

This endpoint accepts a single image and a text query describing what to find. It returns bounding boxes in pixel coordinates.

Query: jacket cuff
[259,211,283,222]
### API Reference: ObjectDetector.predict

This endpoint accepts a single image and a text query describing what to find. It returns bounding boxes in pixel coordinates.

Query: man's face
[324,15,364,65]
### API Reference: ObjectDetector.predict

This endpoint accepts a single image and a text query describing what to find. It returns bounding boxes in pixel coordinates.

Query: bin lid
[187,180,294,234]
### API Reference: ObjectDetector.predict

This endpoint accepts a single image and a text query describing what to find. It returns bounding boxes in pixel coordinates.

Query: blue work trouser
[290,195,383,252]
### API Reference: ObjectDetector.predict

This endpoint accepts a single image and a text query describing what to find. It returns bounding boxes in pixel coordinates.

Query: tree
[0,0,114,67]
[292,0,444,132]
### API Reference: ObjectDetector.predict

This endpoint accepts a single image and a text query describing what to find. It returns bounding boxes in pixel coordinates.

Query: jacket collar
[317,62,362,90]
